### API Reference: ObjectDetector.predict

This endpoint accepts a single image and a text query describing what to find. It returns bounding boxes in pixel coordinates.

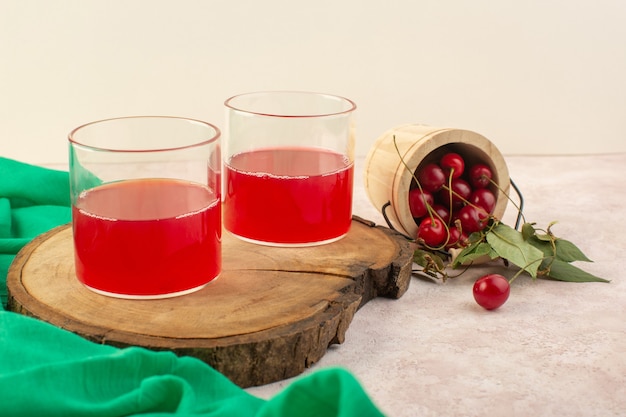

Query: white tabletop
[246,153,626,417]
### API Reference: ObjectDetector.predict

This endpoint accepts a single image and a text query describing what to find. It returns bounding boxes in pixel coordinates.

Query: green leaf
[554,238,593,263]
[545,259,609,283]
[486,223,545,278]
[413,249,446,271]
[521,223,536,241]
[466,231,484,244]
[534,233,553,242]
[528,236,593,263]
[527,236,553,258]
[451,242,494,268]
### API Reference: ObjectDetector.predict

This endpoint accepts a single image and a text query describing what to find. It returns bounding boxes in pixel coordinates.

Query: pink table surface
[42,153,626,416]
[248,153,626,417]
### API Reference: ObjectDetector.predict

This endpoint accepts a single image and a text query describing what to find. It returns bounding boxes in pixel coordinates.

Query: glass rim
[68,115,221,153]
[224,90,357,118]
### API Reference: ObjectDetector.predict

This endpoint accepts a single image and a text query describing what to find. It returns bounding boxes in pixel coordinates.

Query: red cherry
[452,178,472,202]
[440,152,465,179]
[417,217,446,247]
[417,163,446,192]
[469,164,493,189]
[408,188,434,218]
[469,188,496,214]
[473,274,510,310]
[439,178,472,208]
[456,205,487,234]
[445,225,468,249]
[431,204,451,225]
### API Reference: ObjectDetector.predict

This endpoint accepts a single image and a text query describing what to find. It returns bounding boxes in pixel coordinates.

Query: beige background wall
[2,0,625,165]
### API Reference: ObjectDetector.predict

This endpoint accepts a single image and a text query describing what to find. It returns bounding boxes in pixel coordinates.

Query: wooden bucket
[363,124,510,238]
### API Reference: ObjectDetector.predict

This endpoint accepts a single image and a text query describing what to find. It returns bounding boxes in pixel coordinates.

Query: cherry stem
[487,177,526,227]
[392,136,450,250]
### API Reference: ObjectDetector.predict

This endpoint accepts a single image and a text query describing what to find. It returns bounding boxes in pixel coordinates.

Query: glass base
[228,232,348,248]
[82,275,219,300]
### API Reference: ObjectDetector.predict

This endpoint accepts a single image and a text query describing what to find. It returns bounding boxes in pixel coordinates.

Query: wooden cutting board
[7,217,413,387]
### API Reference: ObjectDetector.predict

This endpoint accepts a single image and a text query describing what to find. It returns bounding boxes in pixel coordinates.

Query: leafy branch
[419,219,610,283]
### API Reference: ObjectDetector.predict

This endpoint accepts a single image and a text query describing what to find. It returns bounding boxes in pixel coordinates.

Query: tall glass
[224,91,356,247]
[68,116,221,299]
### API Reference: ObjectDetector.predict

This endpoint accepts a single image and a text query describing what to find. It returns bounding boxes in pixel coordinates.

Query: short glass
[224,91,356,247]
[68,116,221,299]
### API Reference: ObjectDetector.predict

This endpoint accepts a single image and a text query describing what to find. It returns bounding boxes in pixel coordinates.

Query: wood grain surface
[7,217,413,387]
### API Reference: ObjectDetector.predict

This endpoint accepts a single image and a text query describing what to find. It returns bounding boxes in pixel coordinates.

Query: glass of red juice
[224,91,356,247]
[68,116,221,299]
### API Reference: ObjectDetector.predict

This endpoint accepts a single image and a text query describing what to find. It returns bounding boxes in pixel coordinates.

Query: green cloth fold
[0,311,385,416]
[0,157,385,416]
[0,157,72,307]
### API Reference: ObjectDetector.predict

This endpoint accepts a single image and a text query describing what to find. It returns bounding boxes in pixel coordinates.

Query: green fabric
[0,157,386,416]
[0,157,72,307]
[0,311,385,416]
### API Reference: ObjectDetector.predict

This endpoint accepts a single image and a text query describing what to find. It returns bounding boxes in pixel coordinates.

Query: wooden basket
[363,124,510,238]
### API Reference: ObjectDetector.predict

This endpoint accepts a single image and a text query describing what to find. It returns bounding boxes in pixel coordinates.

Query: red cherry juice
[224,147,354,245]
[72,178,221,298]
